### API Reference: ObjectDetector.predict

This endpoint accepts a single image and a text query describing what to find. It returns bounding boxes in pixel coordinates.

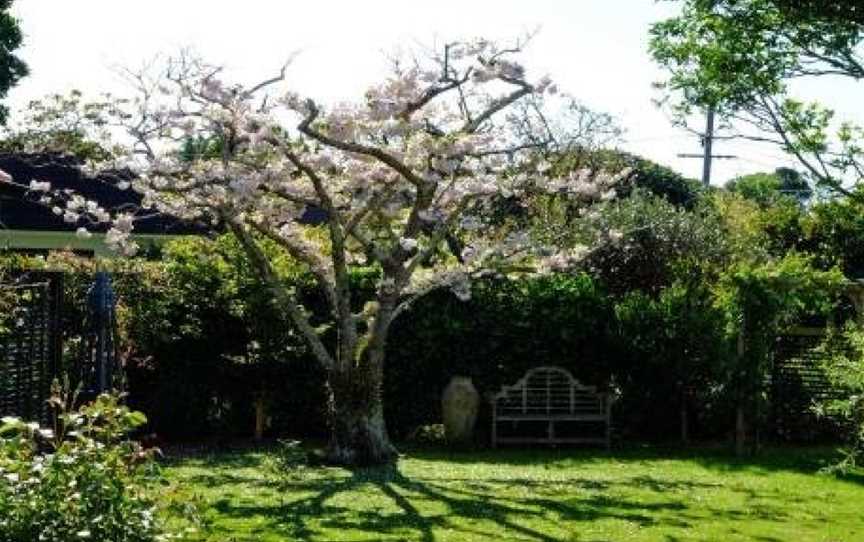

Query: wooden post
[735,332,747,457]
[254,395,267,442]
[491,399,498,449]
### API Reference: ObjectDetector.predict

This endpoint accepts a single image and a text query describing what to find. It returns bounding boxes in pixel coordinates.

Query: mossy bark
[325,364,397,466]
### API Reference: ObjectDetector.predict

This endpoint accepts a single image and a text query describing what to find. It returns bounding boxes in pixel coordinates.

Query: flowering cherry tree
[3,39,626,464]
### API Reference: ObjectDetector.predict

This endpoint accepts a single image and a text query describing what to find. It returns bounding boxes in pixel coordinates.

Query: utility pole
[701,108,715,187]
[678,107,736,187]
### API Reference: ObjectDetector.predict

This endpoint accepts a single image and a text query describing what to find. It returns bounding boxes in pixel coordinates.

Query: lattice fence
[771,328,844,441]
[0,273,63,423]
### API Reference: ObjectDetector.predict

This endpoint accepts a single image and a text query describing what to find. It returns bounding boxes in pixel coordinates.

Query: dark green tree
[768,0,863,25]
[726,168,812,206]
[0,0,28,124]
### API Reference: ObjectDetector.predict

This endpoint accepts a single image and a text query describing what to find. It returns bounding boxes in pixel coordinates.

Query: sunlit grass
[161,445,864,541]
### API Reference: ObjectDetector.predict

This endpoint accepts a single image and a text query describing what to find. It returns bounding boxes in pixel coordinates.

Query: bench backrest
[493,366,605,416]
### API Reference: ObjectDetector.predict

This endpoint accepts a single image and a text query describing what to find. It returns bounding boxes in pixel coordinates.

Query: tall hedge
[385,274,614,439]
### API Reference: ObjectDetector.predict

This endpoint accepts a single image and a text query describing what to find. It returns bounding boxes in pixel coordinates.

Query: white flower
[29,180,51,192]
[461,246,477,264]
[451,279,472,301]
[113,214,135,233]
[75,227,92,240]
[67,195,85,210]
[398,237,418,251]
[0,169,11,183]
[63,211,79,224]
[459,216,482,231]
[536,75,554,94]
[75,530,91,539]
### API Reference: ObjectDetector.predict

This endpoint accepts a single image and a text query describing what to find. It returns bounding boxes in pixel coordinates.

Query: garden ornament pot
[442,376,479,445]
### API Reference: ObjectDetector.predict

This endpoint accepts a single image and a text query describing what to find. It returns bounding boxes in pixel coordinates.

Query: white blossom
[398,237,418,251]
[29,180,51,192]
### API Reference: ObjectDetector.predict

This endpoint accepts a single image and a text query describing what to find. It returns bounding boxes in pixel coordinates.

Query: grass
[160,444,864,541]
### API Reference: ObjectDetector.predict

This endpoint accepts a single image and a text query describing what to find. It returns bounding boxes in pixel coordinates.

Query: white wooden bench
[491,366,612,449]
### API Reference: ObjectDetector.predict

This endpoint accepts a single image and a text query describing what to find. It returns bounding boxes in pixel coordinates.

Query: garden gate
[0,273,63,423]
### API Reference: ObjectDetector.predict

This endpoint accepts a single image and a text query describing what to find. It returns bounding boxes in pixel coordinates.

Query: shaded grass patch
[161,445,864,541]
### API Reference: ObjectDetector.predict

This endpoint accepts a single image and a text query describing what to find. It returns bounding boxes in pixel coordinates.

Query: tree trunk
[324,364,398,466]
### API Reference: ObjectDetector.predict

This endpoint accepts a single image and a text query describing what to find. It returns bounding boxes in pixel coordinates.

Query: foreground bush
[818,324,864,470]
[0,390,168,542]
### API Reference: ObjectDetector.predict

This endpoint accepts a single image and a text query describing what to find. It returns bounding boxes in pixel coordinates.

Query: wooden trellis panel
[772,328,843,441]
[0,274,63,424]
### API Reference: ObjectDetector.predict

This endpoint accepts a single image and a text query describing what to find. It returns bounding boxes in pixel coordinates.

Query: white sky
[7,0,863,185]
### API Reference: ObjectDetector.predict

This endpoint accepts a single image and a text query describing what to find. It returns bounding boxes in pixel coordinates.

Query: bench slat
[491,366,612,449]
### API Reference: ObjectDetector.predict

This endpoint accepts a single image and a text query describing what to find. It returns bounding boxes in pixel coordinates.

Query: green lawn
[160,445,864,542]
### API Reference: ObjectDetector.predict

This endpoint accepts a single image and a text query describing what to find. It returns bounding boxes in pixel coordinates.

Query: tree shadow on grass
[203,464,698,541]
[171,445,860,541]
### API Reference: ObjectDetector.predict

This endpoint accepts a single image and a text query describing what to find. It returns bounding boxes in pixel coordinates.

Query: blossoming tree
[5,39,625,465]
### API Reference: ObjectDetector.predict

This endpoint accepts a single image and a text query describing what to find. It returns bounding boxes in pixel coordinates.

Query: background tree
[767,0,863,25]
[0,0,27,124]
[651,0,864,198]
[816,323,864,471]
[725,168,812,207]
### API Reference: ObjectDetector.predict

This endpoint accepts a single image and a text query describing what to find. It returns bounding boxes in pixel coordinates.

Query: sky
[6,0,863,186]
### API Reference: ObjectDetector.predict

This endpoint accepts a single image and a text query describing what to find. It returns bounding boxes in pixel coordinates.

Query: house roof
[0,153,207,235]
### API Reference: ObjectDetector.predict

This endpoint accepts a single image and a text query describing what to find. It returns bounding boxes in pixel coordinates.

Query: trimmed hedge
[385,274,615,440]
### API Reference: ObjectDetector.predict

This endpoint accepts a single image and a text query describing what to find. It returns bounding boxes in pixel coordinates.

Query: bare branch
[297,101,428,187]
[462,78,535,133]
[228,217,335,370]
[244,53,299,97]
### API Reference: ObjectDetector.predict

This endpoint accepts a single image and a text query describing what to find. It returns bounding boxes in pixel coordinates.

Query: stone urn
[441,376,480,445]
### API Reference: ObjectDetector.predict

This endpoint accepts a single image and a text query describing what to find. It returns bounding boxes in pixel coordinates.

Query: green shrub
[385,273,615,439]
[552,148,704,207]
[714,253,844,451]
[816,324,864,470]
[614,282,731,440]
[572,190,730,294]
[0,388,167,542]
